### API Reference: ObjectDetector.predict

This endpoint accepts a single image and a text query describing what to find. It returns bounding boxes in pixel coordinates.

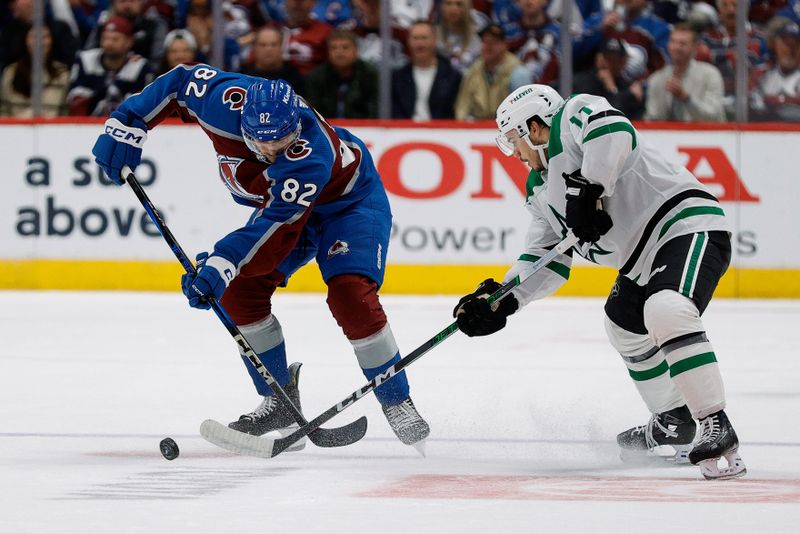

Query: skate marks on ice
[360,474,800,504]
[59,466,296,500]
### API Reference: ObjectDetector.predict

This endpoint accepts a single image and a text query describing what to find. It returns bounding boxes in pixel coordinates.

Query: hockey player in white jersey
[453,84,746,480]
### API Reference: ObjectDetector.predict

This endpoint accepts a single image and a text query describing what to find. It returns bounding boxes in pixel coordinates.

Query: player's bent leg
[643,289,745,478]
[605,317,695,463]
[327,274,430,446]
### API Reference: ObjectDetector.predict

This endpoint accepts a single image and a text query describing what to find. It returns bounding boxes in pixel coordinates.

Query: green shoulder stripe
[518,253,570,279]
[525,169,544,199]
[583,121,637,150]
[548,104,566,159]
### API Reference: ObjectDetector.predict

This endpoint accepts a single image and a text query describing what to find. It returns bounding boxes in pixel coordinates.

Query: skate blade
[698,450,747,480]
[411,439,427,458]
[619,444,692,465]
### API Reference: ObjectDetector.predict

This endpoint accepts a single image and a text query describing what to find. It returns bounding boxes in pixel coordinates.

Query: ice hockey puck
[159,437,179,460]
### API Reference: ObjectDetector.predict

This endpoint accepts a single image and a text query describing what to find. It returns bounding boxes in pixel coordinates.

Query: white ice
[1,292,799,533]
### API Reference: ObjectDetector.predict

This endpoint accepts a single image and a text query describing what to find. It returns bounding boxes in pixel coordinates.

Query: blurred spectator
[279,0,334,76]
[351,0,408,69]
[185,0,243,71]
[304,29,377,118]
[86,0,169,71]
[67,15,151,115]
[752,21,800,121]
[752,0,790,26]
[697,0,769,119]
[0,0,79,71]
[155,29,199,76]
[257,0,288,24]
[313,0,356,27]
[0,26,69,116]
[574,0,669,80]
[391,20,462,119]
[651,0,692,24]
[508,0,560,86]
[454,23,530,120]
[646,23,725,121]
[573,37,645,119]
[241,26,305,93]
[391,0,434,29]
[435,0,481,73]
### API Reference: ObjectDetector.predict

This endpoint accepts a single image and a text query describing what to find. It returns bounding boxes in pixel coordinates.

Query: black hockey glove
[564,170,613,243]
[453,278,519,337]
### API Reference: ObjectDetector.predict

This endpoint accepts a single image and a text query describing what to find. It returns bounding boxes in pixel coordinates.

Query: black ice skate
[382,397,430,455]
[227,362,305,451]
[689,410,746,480]
[617,405,696,464]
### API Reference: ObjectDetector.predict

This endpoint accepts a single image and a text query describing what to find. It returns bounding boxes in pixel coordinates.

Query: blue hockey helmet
[241,79,301,159]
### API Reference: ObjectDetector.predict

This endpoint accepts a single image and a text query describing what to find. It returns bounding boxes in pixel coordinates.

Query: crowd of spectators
[0,0,799,122]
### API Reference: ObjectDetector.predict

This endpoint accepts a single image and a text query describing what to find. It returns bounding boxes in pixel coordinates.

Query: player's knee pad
[604,315,657,361]
[326,274,387,340]
[643,290,703,348]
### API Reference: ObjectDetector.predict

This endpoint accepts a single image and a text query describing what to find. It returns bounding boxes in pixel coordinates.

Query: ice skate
[689,410,746,480]
[382,397,430,455]
[227,362,306,451]
[617,405,696,464]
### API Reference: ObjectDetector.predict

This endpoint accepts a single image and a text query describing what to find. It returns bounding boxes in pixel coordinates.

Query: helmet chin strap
[524,135,549,170]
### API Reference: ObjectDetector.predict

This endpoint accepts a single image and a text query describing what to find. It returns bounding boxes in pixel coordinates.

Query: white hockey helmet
[495,84,564,168]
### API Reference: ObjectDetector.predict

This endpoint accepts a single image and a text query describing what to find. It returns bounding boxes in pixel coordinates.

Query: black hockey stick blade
[122,167,368,449]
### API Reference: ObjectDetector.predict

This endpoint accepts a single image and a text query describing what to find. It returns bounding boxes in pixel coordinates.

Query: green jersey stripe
[680,232,707,297]
[658,206,726,239]
[583,122,637,150]
[669,352,718,377]
[518,253,571,279]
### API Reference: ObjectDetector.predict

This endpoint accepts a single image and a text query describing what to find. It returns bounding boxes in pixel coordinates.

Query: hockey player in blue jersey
[90,64,430,449]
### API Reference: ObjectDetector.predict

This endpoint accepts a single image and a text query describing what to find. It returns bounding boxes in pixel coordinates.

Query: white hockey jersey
[505,93,729,307]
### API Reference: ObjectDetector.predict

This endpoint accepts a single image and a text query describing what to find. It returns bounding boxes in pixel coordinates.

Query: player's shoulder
[174,64,254,137]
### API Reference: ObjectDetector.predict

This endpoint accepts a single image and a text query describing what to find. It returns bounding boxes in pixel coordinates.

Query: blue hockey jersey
[112,63,385,277]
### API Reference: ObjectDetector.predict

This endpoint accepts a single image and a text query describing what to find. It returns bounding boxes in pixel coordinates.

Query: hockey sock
[238,315,291,396]
[350,324,409,405]
[362,353,410,406]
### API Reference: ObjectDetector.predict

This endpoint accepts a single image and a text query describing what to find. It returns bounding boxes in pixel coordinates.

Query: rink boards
[1,119,798,297]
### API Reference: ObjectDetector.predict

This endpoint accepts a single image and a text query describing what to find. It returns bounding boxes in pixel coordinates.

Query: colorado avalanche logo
[222,87,246,111]
[327,240,350,258]
[285,138,312,161]
[217,155,264,205]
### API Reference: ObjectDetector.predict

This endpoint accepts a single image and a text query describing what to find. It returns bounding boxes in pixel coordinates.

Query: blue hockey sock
[240,341,290,396]
[362,353,409,406]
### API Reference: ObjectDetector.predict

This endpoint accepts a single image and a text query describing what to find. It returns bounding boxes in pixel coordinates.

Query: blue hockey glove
[92,112,148,185]
[564,170,613,243]
[180,252,233,310]
[453,278,518,337]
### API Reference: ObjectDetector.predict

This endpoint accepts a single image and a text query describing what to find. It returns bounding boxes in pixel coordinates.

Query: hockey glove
[92,112,148,185]
[453,278,519,337]
[564,170,613,243]
[180,252,231,310]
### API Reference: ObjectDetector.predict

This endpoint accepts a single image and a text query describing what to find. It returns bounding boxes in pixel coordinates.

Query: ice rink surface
[1,291,799,533]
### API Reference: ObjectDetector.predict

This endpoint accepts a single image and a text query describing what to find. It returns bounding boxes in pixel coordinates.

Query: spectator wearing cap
[67,16,152,116]
[573,0,669,80]
[241,27,305,94]
[752,21,800,121]
[85,0,169,72]
[646,23,725,122]
[391,20,462,120]
[454,23,531,120]
[0,25,70,117]
[155,29,199,76]
[304,29,378,118]
[573,37,645,119]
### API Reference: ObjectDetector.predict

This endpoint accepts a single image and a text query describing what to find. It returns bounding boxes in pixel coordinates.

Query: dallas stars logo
[548,205,612,264]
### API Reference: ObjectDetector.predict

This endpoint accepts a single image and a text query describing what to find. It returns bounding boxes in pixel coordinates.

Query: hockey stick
[214,231,582,458]
[122,166,367,449]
